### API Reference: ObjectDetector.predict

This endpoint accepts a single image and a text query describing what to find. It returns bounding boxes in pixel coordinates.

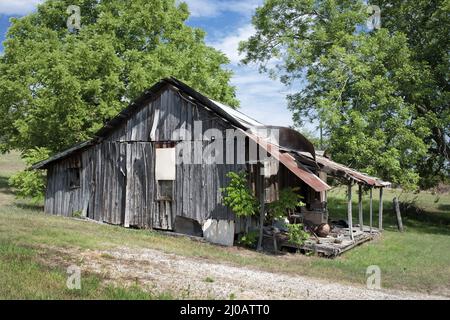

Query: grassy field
[0,151,449,299]
[0,152,172,299]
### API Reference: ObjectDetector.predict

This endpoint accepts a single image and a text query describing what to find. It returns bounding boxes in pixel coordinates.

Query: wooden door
[152,142,176,230]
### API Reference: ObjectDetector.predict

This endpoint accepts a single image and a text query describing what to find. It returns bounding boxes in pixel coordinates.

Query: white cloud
[208,23,298,128]
[180,0,218,18]
[230,66,294,127]
[0,0,42,15]
[232,67,318,131]
[182,0,262,18]
[209,24,255,64]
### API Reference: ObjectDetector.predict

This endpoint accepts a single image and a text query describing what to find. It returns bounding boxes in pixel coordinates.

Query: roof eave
[31,140,95,170]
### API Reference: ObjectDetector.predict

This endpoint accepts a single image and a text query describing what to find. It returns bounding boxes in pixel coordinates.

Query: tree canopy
[0,0,238,154]
[240,0,449,189]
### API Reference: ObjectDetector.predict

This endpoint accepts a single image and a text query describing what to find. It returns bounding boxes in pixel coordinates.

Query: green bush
[268,187,305,219]
[72,211,83,218]
[221,171,258,218]
[9,147,50,203]
[238,230,259,248]
[287,223,309,246]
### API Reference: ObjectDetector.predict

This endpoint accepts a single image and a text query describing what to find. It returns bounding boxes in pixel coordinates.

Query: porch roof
[299,152,391,187]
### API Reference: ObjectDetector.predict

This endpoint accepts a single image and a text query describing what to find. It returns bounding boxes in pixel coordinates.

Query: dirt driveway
[50,246,447,300]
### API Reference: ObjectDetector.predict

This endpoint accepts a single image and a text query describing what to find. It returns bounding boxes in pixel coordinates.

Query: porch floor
[279,225,381,258]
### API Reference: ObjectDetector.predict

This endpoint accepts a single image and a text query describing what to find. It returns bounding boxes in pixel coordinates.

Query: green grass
[0,152,173,300]
[0,152,449,298]
[0,241,172,300]
[327,186,450,235]
[204,277,215,283]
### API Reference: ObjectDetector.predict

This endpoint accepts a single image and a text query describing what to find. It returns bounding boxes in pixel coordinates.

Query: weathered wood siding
[44,85,246,231]
[91,142,126,225]
[45,155,82,216]
[125,142,153,228]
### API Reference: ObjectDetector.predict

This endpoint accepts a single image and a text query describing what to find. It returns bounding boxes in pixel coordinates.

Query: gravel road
[70,246,447,300]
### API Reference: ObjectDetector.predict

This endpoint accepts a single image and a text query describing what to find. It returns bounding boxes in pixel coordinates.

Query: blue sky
[0,0,310,129]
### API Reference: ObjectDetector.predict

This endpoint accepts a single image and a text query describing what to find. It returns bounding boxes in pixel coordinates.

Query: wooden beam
[347,183,354,240]
[379,187,383,231]
[272,231,278,252]
[358,184,363,231]
[257,167,265,251]
[369,187,373,234]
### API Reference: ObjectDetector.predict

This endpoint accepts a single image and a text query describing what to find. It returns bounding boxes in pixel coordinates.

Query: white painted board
[155,148,176,180]
[202,219,235,246]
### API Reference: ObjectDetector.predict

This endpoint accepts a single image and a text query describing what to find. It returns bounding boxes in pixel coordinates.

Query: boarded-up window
[155,147,176,180]
[155,142,176,201]
[68,168,80,189]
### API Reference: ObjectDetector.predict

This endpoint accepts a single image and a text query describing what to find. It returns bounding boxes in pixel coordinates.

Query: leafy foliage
[9,148,50,203]
[72,210,83,218]
[221,171,258,218]
[237,230,259,248]
[240,0,449,190]
[286,223,310,247]
[0,0,238,154]
[296,128,329,151]
[268,187,305,219]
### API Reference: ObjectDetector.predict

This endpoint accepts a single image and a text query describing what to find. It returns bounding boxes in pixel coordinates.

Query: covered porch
[261,149,391,257]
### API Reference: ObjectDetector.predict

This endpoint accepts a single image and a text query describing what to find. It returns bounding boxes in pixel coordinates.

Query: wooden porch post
[358,184,363,231]
[378,187,383,231]
[257,166,265,251]
[369,187,373,234]
[347,183,354,240]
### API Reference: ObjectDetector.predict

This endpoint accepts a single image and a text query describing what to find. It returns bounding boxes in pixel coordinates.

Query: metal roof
[299,152,390,187]
[244,132,331,192]
[209,99,264,128]
[31,140,95,170]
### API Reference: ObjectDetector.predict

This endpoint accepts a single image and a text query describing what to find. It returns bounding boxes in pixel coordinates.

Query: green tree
[0,0,238,155]
[240,0,449,189]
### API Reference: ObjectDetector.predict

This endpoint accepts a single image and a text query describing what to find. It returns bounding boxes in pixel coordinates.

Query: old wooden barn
[33,78,389,254]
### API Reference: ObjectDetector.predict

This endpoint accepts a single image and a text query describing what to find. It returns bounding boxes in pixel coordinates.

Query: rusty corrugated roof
[244,132,331,192]
[298,152,390,187]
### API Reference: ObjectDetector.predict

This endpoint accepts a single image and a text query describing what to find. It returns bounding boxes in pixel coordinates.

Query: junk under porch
[259,151,390,258]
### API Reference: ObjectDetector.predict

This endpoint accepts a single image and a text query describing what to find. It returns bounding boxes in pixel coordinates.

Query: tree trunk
[393,197,404,232]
